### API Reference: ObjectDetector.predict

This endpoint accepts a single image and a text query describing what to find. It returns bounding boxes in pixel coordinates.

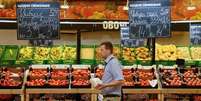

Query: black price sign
[121,27,144,47]
[190,24,201,45]
[129,0,170,38]
[17,2,60,40]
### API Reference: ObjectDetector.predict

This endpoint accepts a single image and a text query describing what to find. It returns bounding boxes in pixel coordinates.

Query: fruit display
[182,68,201,87]
[171,0,201,20]
[26,79,46,87]
[190,47,201,60]
[123,67,135,87]
[62,46,76,60]
[182,68,198,78]
[2,46,18,60]
[49,46,63,60]
[81,47,94,60]
[72,69,90,80]
[71,65,91,87]
[155,44,177,61]
[18,47,33,60]
[0,77,22,87]
[122,47,135,62]
[50,69,68,78]
[159,65,201,88]
[72,79,90,86]
[4,0,201,21]
[0,9,16,18]
[0,1,128,20]
[48,65,70,87]
[0,67,24,88]
[136,47,151,60]
[176,47,191,60]
[134,66,157,88]
[159,68,182,87]
[2,67,24,77]
[34,47,50,60]
[28,69,48,78]
[48,79,68,87]
[50,65,69,78]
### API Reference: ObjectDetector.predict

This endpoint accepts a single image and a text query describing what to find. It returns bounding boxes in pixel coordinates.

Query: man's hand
[95,83,107,90]
[95,80,124,90]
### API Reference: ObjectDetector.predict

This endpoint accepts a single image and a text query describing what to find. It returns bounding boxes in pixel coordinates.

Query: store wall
[0,29,190,46]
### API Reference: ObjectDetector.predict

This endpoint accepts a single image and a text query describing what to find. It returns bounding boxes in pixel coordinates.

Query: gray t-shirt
[102,55,124,96]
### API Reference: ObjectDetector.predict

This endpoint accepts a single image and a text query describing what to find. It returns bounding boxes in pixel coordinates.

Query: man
[95,41,124,101]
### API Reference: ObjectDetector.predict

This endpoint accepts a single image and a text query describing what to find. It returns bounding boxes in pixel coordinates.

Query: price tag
[148,79,158,87]
[102,21,128,30]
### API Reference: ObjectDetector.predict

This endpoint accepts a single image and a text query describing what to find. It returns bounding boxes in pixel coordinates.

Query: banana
[34,47,50,60]
[50,46,63,60]
[63,46,76,60]
[176,47,191,60]
[19,47,33,60]
[155,44,177,61]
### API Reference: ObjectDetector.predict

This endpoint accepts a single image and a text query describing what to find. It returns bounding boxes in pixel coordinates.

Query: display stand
[0,70,28,101]
[25,88,100,101]
[0,89,24,101]
[24,88,201,101]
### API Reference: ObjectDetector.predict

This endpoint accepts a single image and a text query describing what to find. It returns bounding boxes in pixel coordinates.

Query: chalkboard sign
[17,2,60,40]
[190,24,201,45]
[121,27,144,47]
[129,0,170,38]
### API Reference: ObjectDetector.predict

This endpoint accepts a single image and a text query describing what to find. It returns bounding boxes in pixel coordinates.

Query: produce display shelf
[0,89,23,94]
[25,88,100,101]
[0,85,25,101]
[1,19,201,24]
[0,19,128,24]
[26,88,100,94]
[0,19,201,24]
[171,20,201,23]
[0,89,24,101]
[123,89,161,94]
[162,89,201,94]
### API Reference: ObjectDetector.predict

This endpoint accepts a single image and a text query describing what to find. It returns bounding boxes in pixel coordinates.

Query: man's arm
[105,80,124,87]
[96,80,124,90]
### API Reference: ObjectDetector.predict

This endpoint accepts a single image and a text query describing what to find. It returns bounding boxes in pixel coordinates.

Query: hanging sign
[190,24,201,45]
[17,2,60,40]
[129,0,170,38]
[121,27,144,47]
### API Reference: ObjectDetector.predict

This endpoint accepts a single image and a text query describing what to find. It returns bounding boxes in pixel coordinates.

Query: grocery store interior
[0,0,201,101]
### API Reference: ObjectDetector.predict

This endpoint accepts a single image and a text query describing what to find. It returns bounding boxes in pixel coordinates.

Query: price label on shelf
[16,2,60,40]
[129,0,170,38]
[102,21,128,30]
[190,24,201,45]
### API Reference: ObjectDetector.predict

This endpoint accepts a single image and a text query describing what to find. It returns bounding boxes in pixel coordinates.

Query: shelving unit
[25,88,100,101]
[0,89,24,101]
[0,0,200,100]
